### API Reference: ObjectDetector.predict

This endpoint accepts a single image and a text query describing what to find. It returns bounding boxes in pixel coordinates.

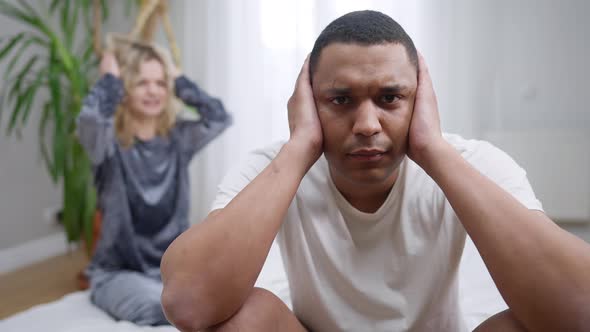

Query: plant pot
[77,210,103,290]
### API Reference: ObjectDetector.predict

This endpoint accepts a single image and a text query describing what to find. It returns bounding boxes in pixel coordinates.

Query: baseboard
[0,232,70,274]
[554,219,590,224]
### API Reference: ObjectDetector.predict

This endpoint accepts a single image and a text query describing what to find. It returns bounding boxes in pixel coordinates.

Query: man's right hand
[287,55,323,167]
[100,52,120,77]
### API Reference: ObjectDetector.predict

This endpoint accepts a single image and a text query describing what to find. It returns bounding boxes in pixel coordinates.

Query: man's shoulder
[443,132,506,163]
[247,140,287,160]
[228,140,287,173]
[405,133,494,182]
[211,140,288,212]
[444,133,492,154]
[443,132,526,179]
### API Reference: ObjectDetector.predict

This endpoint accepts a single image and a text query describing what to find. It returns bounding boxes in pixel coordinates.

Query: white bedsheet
[0,237,506,331]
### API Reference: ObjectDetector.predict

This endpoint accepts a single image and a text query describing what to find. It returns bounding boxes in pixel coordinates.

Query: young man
[161,10,590,332]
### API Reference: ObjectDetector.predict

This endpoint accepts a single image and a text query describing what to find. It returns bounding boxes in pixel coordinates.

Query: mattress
[0,237,506,331]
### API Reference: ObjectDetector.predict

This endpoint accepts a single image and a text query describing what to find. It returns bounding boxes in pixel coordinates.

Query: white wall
[0,110,63,250]
[0,5,62,251]
[421,0,590,221]
[481,0,590,221]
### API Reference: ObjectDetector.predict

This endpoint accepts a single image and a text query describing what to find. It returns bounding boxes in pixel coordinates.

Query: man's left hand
[407,52,446,167]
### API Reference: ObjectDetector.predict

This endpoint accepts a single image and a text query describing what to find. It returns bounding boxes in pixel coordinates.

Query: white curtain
[171,0,422,222]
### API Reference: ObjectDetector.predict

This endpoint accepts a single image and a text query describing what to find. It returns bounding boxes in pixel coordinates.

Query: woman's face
[127,59,169,118]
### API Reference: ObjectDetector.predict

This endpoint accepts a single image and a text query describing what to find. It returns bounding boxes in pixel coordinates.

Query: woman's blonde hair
[108,36,178,147]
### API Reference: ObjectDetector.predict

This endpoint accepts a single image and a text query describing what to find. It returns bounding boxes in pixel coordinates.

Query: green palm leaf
[39,100,58,182]
[3,34,48,79]
[0,32,25,60]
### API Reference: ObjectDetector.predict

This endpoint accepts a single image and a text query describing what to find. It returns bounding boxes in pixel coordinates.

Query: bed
[0,237,506,331]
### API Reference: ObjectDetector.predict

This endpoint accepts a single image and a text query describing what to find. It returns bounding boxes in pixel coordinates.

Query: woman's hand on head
[100,52,120,77]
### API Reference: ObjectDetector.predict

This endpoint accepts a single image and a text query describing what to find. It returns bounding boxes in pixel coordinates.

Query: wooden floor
[0,249,89,319]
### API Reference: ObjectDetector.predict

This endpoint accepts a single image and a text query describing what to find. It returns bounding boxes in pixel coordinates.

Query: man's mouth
[347,148,386,161]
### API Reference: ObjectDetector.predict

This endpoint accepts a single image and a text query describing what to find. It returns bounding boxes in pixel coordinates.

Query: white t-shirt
[211,133,543,332]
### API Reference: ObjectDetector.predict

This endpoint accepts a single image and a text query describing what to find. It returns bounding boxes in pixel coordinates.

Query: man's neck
[330,168,399,214]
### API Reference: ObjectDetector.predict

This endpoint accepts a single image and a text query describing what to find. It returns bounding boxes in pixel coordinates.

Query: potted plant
[0,0,135,252]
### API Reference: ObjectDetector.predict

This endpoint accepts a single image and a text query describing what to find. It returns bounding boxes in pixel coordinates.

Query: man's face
[312,43,417,187]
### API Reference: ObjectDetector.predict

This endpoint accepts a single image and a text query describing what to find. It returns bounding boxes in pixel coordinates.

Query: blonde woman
[76,44,231,325]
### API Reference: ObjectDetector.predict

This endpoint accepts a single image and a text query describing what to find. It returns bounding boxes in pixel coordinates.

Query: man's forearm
[421,141,590,331]
[161,140,315,331]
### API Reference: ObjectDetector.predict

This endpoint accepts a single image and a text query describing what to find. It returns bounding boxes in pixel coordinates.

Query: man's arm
[409,54,590,331]
[160,56,322,332]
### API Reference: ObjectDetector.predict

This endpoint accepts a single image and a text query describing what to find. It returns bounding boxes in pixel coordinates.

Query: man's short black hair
[309,10,418,79]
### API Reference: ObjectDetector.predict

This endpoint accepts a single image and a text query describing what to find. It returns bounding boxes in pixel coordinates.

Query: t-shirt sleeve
[210,142,284,212]
[462,139,544,212]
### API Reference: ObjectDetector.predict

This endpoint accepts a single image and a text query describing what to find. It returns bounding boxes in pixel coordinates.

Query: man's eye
[381,94,399,104]
[331,96,350,105]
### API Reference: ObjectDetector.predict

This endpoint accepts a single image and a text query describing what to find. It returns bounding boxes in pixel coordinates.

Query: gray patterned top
[77,74,231,283]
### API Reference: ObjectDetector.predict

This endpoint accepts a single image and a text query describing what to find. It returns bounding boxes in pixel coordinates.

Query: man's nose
[352,101,382,137]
